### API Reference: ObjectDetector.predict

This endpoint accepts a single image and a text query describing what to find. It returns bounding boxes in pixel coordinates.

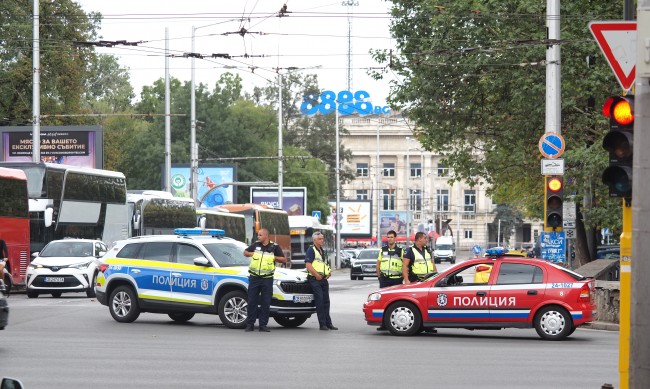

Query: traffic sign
[564,229,576,239]
[312,211,321,220]
[589,21,637,91]
[541,159,564,175]
[538,133,565,159]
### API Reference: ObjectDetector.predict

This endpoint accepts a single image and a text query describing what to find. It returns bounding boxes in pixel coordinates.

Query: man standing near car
[305,231,338,331]
[402,232,437,285]
[243,228,286,332]
[376,230,404,288]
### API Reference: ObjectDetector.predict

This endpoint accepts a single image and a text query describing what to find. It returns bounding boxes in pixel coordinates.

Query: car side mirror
[31,252,39,258]
[193,257,210,267]
[44,206,53,228]
[97,251,106,258]
[1,377,25,389]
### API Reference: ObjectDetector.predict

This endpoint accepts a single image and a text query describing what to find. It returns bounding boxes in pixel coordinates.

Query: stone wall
[594,281,619,323]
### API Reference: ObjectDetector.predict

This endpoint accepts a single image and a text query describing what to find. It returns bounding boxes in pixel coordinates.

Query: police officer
[243,228,286,332]
[376,230,404,288]
[402,231,437,284]
[305,231,337,331]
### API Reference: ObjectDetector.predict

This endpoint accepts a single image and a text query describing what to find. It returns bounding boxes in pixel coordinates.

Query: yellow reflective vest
[378,245,404,278]
[309,246,331,277]
[249,243,277,278]
[411,246,436,279]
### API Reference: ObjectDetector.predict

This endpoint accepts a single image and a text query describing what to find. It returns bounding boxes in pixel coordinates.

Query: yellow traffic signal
[602,96,634,198]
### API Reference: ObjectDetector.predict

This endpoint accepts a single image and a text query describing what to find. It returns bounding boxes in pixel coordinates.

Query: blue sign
[472,245,482,255]
[300,90,391,116]
[538,133,565,159]
[312,211,321,220]
[540,231,566,263]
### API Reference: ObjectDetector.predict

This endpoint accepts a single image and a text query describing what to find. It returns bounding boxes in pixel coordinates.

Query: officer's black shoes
[326,325,338,330]
[259,326,270,332]
[244,324,254,332]
[320,325,329,331]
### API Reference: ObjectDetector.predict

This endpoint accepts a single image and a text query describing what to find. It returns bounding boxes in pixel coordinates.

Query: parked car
[339,250,352,268]
[350,248,380,280]
[364,247,596,340]
[26,239,108,298]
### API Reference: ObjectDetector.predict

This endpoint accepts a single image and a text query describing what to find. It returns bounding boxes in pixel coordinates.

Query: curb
[582,321,619,331]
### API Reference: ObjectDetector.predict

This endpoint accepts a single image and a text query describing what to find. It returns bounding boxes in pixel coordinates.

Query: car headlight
[71,261,92,269]
[273,279,282,287]
[29,263,43,269]
[368,293,382,301]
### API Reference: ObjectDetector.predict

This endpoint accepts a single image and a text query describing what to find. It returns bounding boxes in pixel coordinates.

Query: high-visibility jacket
[411,246,436,279]
[378,245,404,278]
[309,246,331,277]
[249,242,277,278]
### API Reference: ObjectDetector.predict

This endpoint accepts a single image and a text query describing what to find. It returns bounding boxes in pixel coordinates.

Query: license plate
[363,266,376,273]
[45,277,64,283]
[293,295,313,303]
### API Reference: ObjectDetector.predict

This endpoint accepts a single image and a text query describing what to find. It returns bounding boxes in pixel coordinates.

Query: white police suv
[95,229,316,328]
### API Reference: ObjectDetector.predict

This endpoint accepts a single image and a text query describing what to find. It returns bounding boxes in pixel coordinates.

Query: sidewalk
[582,321,620,331]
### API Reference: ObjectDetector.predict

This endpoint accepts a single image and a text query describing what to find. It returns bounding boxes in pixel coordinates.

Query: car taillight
[476,265,491,272]
[98,264,109,273]
[579,284,590,301]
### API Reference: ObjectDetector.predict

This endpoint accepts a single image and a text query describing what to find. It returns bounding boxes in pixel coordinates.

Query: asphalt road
[1,264,618,389]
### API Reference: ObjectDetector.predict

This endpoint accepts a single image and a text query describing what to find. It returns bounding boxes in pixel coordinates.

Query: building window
[382,163,395,177]
[356,163,368,177]
[464,190,476,212]
[356,189,368,200]
[409,189,421,211]
[410,163,422,178]
[436,189,449,212]
[437,164,449,177]
[464,230,473,239]
[382,189,395,210]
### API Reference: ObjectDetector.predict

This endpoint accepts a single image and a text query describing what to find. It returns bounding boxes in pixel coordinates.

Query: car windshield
[436,244,453,250]
[357,249,380,259]
[40,242,94,257]
[202,241,251,267]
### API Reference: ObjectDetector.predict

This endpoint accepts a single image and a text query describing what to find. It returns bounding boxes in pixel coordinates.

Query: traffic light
[602,95,634,198]
[545,175,564,231]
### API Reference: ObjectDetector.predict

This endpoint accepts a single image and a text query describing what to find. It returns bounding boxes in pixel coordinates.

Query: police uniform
[245,240,284,330]
[305,244,336,330]
[377,245,404,288]
[404,245,437,282]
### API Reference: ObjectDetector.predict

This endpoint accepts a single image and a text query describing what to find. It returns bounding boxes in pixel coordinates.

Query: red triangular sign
[589,21,637,91]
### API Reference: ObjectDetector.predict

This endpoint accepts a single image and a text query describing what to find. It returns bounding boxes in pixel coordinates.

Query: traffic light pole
[620,201,632,389]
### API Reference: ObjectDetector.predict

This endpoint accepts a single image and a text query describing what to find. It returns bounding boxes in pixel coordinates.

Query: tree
[491,204,524,246]
[372,0,625,263]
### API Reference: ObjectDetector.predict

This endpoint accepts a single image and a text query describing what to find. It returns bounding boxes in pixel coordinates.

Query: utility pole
[32,0,40,162]
[278,73,284,210]
[164,28,171,193]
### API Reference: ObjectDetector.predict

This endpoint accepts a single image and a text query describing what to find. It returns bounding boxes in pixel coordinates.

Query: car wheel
[434,259,441,264]
[86,273,98,298]
[451,260,456,264]
[27,290,39,298]
[51,292,62,298]
[274,315,309,328]
[168,312,195,323]
[109,285,141,323]
[534,305,573,340]
[218,290,248,329]
[385,301,422,336]
[358,276,364,280]
[350,275,357,280]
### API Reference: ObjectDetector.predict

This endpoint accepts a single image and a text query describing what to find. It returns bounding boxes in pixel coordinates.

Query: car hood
[32,256,97,266]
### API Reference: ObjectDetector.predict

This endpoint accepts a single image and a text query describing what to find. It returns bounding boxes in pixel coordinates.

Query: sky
[76,0,399,106]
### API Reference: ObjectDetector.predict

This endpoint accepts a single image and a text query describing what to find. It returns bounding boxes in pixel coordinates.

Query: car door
[427,262,493,324]
[170,243,214,306]
[131,242,174,302]
[489,261,545,324]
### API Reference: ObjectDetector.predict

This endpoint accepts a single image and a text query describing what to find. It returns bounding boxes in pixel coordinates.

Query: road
[2,264,618,389]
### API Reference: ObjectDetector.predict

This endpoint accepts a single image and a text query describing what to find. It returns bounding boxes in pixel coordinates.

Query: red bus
[218,204,291,266]
[0,167,30,288]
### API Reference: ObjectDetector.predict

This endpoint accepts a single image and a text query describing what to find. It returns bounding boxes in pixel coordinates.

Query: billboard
[379,211,409,239]
[168,164,236,207]
[1,126,103,168]
[327,200,372,238]
[250,187,307,216]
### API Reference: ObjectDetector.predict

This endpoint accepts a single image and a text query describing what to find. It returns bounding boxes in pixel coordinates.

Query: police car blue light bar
[174,228,225,236]
[484,247,506,257]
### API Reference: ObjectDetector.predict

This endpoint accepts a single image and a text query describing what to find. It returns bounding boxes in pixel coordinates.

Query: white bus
[127,191,196,237]
[0,162,128,252]
[288,215,334,268]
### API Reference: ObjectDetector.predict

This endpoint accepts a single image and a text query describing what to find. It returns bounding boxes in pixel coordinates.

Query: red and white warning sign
[589,21,637,91]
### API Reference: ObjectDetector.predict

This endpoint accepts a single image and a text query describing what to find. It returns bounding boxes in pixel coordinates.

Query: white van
[434,236,456,264]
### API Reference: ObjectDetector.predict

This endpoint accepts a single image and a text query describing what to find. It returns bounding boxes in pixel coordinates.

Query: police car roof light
[174,228,225,237]
[484,247,506,257]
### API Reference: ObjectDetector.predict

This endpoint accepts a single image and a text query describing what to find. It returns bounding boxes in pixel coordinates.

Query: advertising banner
[379,211,409,239]
[250,187,307,215]
[169,164,236,207]
[540,231,566,263]
[1,126,102,168]
[327,200,372,237]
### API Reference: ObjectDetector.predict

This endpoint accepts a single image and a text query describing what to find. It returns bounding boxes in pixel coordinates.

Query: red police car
[363,248,596,340]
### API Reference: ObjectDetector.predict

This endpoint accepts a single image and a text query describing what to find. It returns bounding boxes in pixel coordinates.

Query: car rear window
[548,263,586,280]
